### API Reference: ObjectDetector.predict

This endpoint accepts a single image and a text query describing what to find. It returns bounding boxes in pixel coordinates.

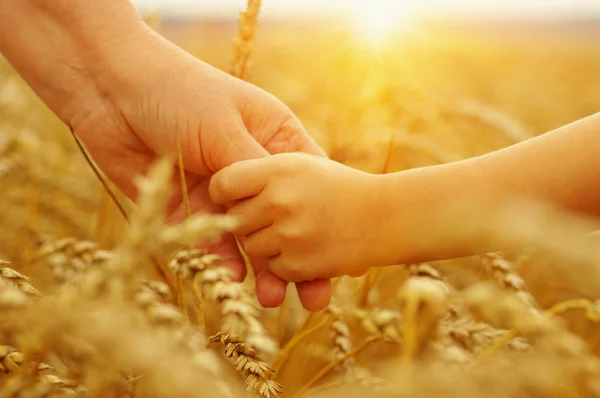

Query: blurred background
[130,0,600,170]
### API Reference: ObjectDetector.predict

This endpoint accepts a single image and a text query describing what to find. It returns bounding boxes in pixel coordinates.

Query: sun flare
[348,1,421,45]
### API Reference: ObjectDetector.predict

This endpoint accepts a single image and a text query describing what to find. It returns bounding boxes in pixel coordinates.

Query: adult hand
[74,32,333,311]
[0,0,332,311]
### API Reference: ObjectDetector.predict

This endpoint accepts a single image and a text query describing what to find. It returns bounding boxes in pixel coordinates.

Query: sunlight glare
[349,1,421,46]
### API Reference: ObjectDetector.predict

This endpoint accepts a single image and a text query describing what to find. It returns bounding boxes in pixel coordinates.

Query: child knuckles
[265,192,294,213]
[276,226,302,243]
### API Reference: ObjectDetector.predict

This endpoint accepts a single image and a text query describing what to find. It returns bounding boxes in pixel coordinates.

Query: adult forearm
[0,0,149,125]
[377,112,600,265]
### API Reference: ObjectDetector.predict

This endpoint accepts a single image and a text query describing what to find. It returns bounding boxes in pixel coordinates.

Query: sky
[131,0,600,19]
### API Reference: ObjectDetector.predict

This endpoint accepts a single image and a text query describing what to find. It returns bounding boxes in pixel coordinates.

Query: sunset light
[3,0,600,396]
[348,1,422,45]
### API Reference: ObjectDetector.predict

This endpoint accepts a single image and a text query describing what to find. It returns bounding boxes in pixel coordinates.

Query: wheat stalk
[482,252,538,308]
[0,262,42,298]
[230,0,262,80]
[353,308,401,342]
[169,249,277,358]
[34,235,114,283]
[327,304,355,375]
[295,336,383,398]
[0,344,25,373]
[209,332,282,398]
[134,279,234,398]
[272,313,331,373]
[399,277,449,363]
[0,373,81,397]
[464,284,592,359]
[546,298,600,321]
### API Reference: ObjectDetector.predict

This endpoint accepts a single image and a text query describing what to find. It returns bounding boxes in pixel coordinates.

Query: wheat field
[1,2,600,397]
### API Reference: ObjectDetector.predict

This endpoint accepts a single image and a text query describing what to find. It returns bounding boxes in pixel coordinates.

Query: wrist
[59,8,156,129]
[356,173,408,269]
[0,0,154,127]
[371,166,467,267]
[366,173,416,267]
[68,26,221,136]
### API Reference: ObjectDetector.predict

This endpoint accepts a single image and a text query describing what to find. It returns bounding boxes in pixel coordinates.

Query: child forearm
[377,112,600,265]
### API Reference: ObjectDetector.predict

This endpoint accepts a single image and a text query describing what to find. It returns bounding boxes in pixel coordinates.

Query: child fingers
[227,196,274,236]
[243,227,281,258]
[209,158,271,205]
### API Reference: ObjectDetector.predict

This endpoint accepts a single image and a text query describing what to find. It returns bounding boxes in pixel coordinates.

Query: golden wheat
[1,3,600,398]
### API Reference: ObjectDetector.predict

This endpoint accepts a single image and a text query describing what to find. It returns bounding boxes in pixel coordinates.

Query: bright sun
[349,1,422,45]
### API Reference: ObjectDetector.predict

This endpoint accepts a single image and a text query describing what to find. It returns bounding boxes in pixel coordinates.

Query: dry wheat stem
[69,128,129,223]
[69,129,175,292]
[470,330,517,368]
[191,277,206,329]
[295,335,382,398]
[399,276,449,362]
[546,298,600,321]
[272,314,332,372]
[276,299,287,342]
[174,134,194,318]
[381,133,396,174]
[305,379,344,396]
[175,136,192,221]
[401,293,419,363]
[297,312,318,335]
[326,305,384,387]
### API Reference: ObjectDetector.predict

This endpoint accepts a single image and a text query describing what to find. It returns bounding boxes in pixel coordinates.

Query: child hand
[209,153,383,282]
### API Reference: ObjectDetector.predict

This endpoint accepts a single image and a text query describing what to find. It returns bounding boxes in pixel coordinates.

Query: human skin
[210,112,600,282]
[0,0,332,310]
